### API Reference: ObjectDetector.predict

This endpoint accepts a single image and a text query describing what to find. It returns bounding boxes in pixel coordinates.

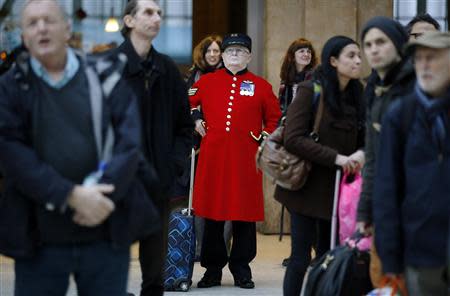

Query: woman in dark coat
[278,38,318,117]
[278,37,318,267]
[274,36,366,295]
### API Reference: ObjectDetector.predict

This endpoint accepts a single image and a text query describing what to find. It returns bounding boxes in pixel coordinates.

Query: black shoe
[126,293,135,296]
[282,257,290,267]
[234,278,255,289]
[197,276,221,288]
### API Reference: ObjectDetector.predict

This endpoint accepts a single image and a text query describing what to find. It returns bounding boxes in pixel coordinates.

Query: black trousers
[283,211,330,296]
[138,198,169,296]
[200,219,256,280]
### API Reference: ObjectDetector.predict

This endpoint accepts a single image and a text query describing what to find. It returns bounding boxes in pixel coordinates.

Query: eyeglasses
[224,47,249,56]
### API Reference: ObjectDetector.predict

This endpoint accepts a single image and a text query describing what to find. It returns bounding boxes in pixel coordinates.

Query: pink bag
[338,172,371,250]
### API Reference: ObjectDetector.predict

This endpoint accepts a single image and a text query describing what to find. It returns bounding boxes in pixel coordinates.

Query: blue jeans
[15,242,130,296]
[283,211,330,296]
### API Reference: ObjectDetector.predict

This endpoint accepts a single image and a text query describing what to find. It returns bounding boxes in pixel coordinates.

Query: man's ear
[21,33,29,49]
[64,22,72,43]
[247,53,252,63]
[123,15,134,29]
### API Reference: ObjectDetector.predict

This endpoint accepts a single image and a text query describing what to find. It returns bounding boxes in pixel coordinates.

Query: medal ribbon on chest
[240,80,255,96]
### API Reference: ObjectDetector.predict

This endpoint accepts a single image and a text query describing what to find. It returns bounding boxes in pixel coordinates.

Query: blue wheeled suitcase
[164,148,196,292]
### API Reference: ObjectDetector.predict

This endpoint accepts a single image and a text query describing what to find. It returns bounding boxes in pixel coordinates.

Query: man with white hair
[373,31,450,295]
[0,1,155,295]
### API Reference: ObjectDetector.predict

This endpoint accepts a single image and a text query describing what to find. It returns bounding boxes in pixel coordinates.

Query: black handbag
[301,236,373,296]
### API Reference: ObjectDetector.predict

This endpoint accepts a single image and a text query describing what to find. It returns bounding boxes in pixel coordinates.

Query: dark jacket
[114,39,194,199]
[373,93,450,273]
[278,70,314,117]
[185,64,222,89]
[357,60,415,223]
[274,81,364,220]
[0,50,159,258]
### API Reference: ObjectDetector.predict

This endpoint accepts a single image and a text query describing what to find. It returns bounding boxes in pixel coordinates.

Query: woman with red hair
[278,38,318,267]
[186,35,223,88]
[278,38,318,117]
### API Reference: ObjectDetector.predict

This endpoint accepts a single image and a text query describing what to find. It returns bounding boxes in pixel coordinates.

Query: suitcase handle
[187,147,196,216]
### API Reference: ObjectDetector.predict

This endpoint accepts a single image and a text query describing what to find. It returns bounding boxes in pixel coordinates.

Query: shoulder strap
[310,82,325,142]
[84,64,115,163]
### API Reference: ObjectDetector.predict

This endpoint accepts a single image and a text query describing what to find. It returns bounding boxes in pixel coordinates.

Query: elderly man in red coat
[189,33,281,289]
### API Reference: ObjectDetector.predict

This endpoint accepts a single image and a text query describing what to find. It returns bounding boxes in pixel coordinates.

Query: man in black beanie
[356,16,416,286]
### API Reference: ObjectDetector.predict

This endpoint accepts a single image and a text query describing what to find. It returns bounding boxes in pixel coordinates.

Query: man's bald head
[20,0,68,27]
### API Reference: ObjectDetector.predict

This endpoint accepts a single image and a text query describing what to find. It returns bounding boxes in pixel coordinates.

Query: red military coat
[189,68,281,221]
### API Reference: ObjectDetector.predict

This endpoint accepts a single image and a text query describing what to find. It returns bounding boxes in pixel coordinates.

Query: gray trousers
[405,266,449,296]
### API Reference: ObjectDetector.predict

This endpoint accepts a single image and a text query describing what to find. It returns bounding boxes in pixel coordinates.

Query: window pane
[0,0,192,63]
[397,0,418,18]
[427,0,447,30]
[427,0,446,17]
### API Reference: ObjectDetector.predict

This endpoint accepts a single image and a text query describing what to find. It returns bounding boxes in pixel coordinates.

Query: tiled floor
[0,234,290,296]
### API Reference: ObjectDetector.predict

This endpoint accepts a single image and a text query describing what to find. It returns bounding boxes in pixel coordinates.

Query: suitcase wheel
[179,281,190,292]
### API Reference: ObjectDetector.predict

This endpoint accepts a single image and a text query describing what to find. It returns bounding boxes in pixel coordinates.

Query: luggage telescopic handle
[330,169,341,250]
[187,147,196,216]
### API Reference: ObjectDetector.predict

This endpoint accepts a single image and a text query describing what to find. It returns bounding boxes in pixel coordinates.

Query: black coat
[356,60,415,224]
[0,51,159,258]
[114,39,194,199]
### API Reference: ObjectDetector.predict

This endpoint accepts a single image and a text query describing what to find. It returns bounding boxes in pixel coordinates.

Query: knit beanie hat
[321,36,356,66]
[361,16,408,55]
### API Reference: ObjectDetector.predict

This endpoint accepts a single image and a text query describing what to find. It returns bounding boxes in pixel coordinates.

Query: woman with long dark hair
[279,38,318,116]
[278,38,318,267]
[186,35,223,88]
[274,36,366,295]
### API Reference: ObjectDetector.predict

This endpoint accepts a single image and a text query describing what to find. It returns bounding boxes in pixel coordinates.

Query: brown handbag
[256,85,324,191]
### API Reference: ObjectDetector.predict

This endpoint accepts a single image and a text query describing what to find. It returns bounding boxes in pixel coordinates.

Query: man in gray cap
[373,31,450,296]
[189,33,281,289]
